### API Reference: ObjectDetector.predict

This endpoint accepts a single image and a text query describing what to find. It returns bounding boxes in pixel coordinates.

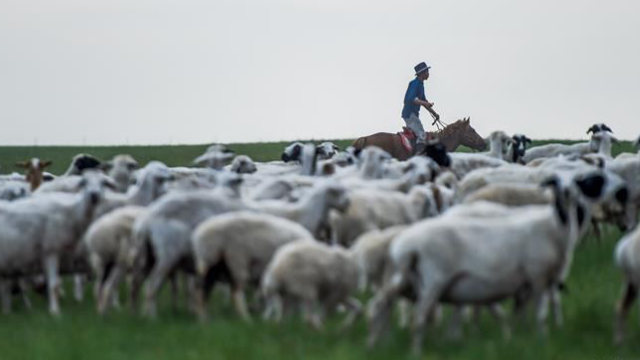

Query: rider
[402,61,440,154]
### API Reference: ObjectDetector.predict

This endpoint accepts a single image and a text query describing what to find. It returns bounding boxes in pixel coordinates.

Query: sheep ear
[602,124,613,133]
[15,161,29,168]
[525,137,532,144]
[586,125,597,134]
[126,162,139,171]
[40,160,52,169]
[575,173,605,199]
[332,144,340,151]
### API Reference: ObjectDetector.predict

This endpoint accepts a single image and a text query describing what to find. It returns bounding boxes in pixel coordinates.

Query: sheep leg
[302,299,323,330]
[340,297,363,330]
[193,273,209,322]
[533,291,550,336]
[232,286,251,322]
[446,306,464,340]
[128,271,145,313]
[550,287,563,327]
[142,262,172,318]
[90,255,105,302]
[367,271,406,348]
[0,280,11,314]
[73,274,85,302]
[397,299,410,328]
[169,272,179,312]
[488,304,511,340]
[98,265,125,315]
[614,282,637,345]
[411,285,441,357]
[43,255,62,316]
[18,279,32,310]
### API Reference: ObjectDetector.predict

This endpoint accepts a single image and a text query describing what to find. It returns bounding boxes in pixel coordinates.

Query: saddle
[397,127,416,154]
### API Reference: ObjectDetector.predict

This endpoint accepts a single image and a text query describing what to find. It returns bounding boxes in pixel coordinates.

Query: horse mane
[427,119,467,137]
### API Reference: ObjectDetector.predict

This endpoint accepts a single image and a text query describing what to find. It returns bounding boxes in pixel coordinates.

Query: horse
[352,117,486,160]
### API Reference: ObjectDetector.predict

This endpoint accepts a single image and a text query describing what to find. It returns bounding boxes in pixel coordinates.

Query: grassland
[0,139,638,360]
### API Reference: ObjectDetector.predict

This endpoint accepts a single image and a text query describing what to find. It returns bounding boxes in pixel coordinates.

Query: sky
[1,0,639,145]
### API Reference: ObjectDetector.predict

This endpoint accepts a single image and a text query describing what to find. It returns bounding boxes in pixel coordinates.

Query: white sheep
[131,190,247,317]
[83,206,147,314]
[614,223,640,344]
[261,241,361,329]
[228,155,257,174]
[0,170,114,315]
[483,131,513,159]
[193,144,235,169]
[249,181,350,239]
[448,152,508,180]
[522,136,600,164]
[191,211,314,321]
[316,141,340,160]
[330,184,451,247]
[103,154,139,193]
[367,170,622,353]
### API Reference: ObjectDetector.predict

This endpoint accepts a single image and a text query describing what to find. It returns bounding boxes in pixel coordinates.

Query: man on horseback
[402,61,440,154]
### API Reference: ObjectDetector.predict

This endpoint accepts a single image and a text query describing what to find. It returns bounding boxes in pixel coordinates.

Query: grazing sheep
[614,223,640,344]
[131,190,247,317]
[102,155,139,193]
[191,211,314,321]
[262,241,361,329]
[0,170,114,315]
[367,170,622,353]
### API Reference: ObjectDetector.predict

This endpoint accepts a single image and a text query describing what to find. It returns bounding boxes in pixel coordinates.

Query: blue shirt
[401,77,426,119]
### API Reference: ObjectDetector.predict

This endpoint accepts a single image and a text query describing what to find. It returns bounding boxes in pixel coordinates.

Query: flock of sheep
[0,127,639,354]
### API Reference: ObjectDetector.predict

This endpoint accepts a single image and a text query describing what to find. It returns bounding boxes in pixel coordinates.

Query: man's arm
[413,98,440,121]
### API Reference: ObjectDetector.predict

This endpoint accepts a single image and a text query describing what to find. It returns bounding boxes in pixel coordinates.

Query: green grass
[0,139,638,359]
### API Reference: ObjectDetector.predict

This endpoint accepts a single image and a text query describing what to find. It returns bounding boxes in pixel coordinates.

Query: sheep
[330,184,451,247]
[102,154,139,193]
[506,134,532,163]
[62,153,102,176]
[367,170,625,353]
[249,181,350,239]
[614,223,640,344]
[463,183,553,207]
[522,135,600,164]
[448,152,508,180]
[0,170,115,315]
[191,211,315,321]
[83,206,147,314]
[131,190,247,317]
[193,144,235,170]
[228,155,257,174]
[483,131,513,159]
[281,142,304,163]
[316,141,340,160]
[607,156,640,229]
[261,241,361,329]
[0,181,30,201]
[350,226,408,292]
[15,158,52,191]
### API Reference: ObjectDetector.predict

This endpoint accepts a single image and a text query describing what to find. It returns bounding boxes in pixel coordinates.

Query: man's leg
[403,114,426,154]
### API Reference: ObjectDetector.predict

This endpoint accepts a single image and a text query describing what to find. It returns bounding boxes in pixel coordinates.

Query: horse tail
[352,137,367,150]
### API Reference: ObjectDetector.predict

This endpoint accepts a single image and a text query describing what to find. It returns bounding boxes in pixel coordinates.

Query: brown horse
[352,117,486,160]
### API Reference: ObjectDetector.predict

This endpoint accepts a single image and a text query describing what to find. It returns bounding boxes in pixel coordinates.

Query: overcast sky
[1,0,638,145]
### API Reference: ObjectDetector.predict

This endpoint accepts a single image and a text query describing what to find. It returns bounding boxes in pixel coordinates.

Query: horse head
[457,117,486,151]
